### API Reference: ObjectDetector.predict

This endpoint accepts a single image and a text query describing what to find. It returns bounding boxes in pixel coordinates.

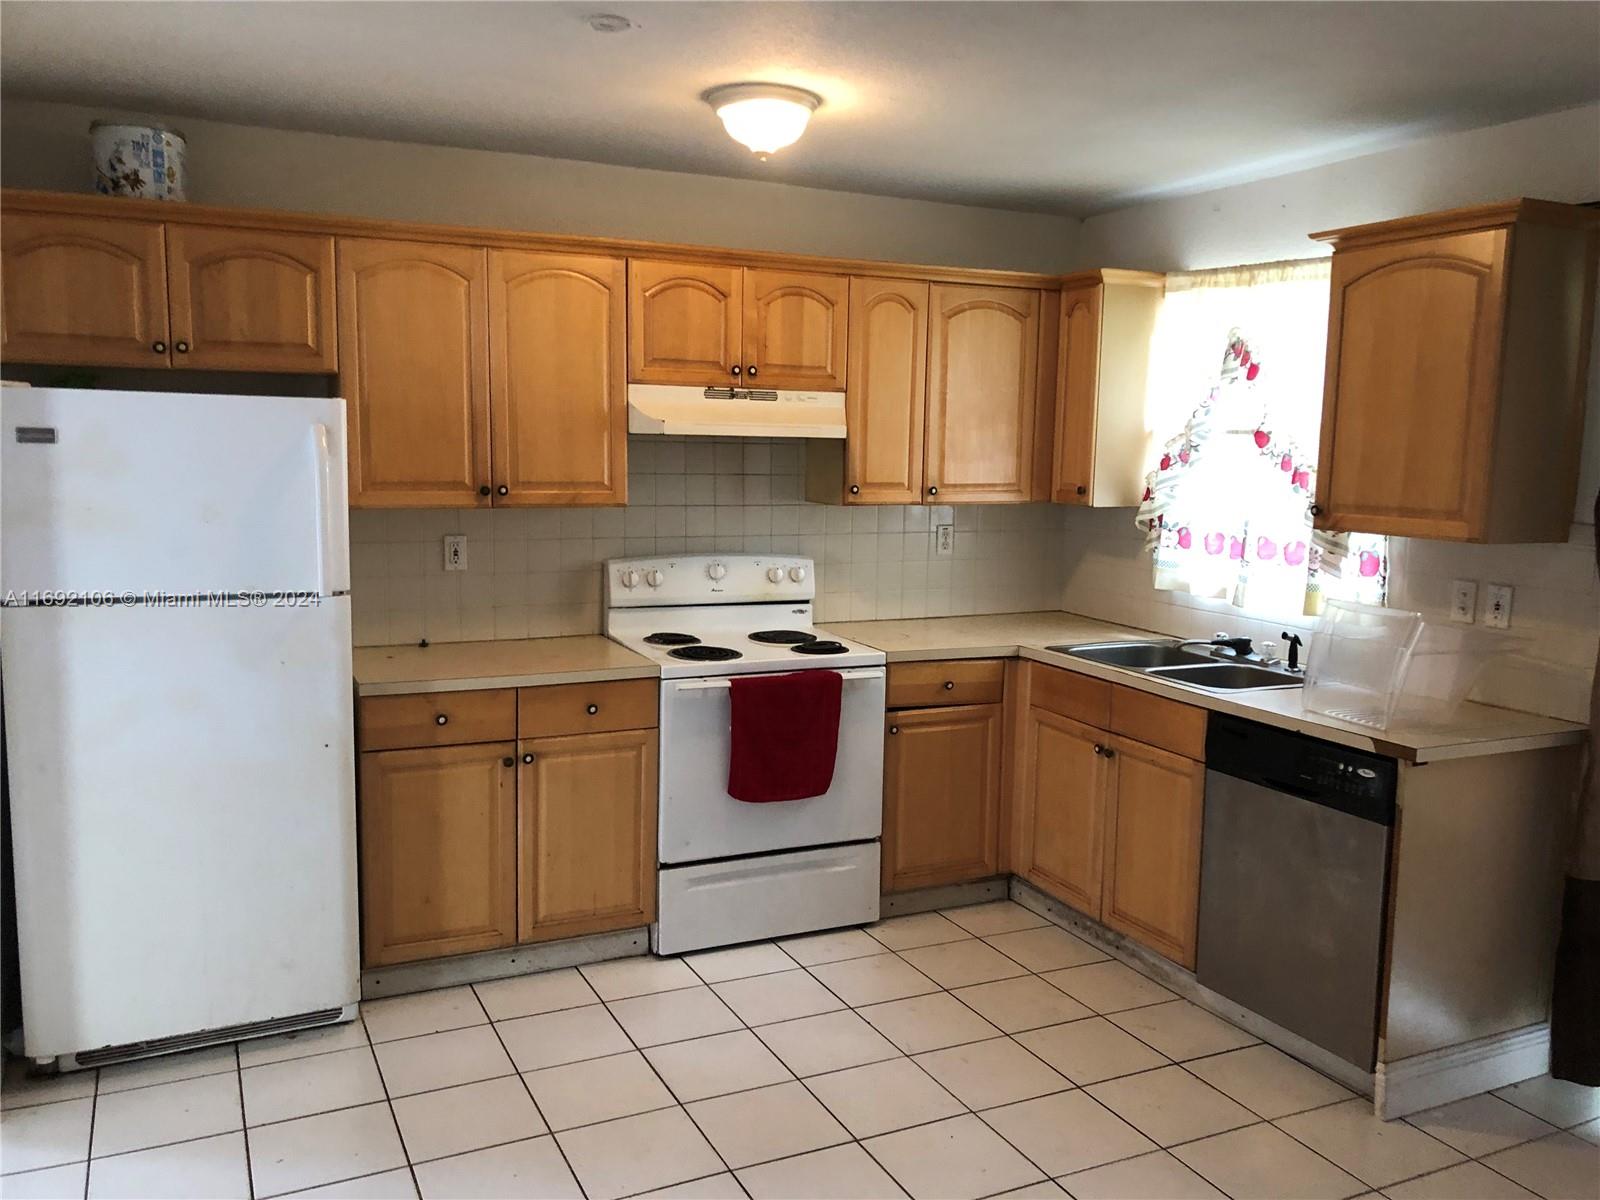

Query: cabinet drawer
[358,689,516,751]
[887,659,1005,708]
[1027,663,1111,727]
[518,678,658,737]
[1109,684,1206,761]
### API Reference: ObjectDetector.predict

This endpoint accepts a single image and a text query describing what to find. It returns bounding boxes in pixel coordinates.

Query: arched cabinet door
[1317,230,1507,540]
[166,225,336,371]
[627,260,741,385]
[844,276,928,504]
[490,250,627,506]
[1051,281,1103,504]
[1,212,170,366]
[338,238,491,508]
[743,268,848,390]
[925,284,1041,503]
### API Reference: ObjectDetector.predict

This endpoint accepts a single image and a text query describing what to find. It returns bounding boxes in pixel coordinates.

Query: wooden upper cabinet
[518,728,657,942]
[1051,271,1163,506]
[925,284,1041,503]
[339,238,491,508]
[628,259,742,385]
[742,268,848,389]
[1101,734,1204,969]
[166,225,336,372]
[490,250,627,506]
[1017,706,1110,918]
[843,277,928,503]
[882,704,1002,892]
[358,742,517,967]
[1,212,170,366]
[1313,201,1598,543]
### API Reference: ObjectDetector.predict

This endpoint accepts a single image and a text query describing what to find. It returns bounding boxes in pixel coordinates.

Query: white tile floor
[3,900,1598,1200]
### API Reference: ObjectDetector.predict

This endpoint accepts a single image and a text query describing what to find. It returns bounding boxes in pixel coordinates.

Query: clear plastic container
[1301,600,1424,729]
[1390,623,1531,727]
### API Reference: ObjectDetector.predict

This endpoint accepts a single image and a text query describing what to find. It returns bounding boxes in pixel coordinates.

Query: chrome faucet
[1177,633,1256,659]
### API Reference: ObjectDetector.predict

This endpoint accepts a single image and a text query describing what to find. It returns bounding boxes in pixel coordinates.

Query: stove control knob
[789,566,808,583]
[707,561,727,581]
[767,566,785,583]
[644,568,663,588]
[619,568,638,590]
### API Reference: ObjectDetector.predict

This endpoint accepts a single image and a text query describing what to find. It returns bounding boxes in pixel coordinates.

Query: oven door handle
[676,667,885,691]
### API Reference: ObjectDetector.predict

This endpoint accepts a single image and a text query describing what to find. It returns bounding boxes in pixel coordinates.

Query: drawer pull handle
[478,485,491,496]
[522,753,535,764]
[175,340,190,353]
[435,714,448,726]
[943,681,955,690]
[502,756,514,767]
[152,340,167,353]
[849,485,860,495]
[586,704,599,715]
[927,485,938,496]
[889,725,899,735]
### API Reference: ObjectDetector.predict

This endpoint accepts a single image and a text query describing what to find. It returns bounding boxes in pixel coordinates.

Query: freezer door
[2,598,359,1058]
[2,388,349,598]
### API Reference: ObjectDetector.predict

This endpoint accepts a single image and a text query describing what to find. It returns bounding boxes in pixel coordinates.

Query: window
[1134,259,1387,616]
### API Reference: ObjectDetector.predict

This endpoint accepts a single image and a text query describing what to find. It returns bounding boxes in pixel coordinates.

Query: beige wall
[1059,104,1600,722]
[0,98,1080,271]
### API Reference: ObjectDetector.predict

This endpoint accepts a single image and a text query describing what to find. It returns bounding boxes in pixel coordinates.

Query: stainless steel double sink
[1045,640,1305,693]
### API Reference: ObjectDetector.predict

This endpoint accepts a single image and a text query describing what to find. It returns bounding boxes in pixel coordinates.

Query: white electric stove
[605,555,886,955]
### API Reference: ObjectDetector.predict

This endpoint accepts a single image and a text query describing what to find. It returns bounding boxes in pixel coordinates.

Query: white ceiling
[2,1,1596,215]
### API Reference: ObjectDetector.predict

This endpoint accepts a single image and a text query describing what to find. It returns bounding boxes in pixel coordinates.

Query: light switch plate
[443,534,468,572]
[1485,582,1513,629]
[1449,579,1477,624]
[934,524,955,557]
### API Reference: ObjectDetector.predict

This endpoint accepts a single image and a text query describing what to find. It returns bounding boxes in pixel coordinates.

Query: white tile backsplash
[1057,506,1598,722]
[350,437,1068,647]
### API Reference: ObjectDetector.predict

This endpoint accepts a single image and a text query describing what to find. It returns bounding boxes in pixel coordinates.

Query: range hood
[627,384,845,439]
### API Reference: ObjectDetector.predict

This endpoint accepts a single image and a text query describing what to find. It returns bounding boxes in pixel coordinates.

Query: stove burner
[668,645,743,662]
[645,632,700,646]
[748,630,817,645]
[791,640,850,656]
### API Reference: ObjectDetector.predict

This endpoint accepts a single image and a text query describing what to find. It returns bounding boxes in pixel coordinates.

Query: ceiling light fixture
[705,83,821,159]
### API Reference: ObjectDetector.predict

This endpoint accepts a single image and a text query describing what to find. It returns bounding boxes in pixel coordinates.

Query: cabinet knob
[151,340,166,353]
[522,752,535,764]
[747,365,758,378]
[1076,485,1087,496]
[943,681,955,690]
[496,485,509,496]
[927,486,938,496]
[175,340,189,353]
[849,485,860,495]
[731,365,742,377]
[586,704,599,715]
[502,756,514,767]
[1103,747,1116,759]
[888,725,899,735]
[479,485,491,497]
[435,714,448,726]
[1092,743,1104,756]
[1310,503,1323,516]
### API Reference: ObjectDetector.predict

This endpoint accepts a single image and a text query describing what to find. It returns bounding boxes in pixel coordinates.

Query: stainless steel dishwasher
[1197,713,1397,1071]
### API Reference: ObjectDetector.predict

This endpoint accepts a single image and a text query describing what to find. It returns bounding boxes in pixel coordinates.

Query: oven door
[659,667,886,864]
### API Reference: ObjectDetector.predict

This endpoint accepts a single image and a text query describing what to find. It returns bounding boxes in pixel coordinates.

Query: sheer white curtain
[1135,259,1387,616]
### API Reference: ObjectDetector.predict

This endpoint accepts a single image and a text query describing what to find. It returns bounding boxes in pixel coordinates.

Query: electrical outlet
[443,535,467,572]
[1485,582,1514,629]
[1449,579,1477,624]
[934,524,955,558]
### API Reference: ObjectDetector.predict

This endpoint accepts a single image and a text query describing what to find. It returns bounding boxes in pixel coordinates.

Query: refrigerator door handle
[311,423,336,596]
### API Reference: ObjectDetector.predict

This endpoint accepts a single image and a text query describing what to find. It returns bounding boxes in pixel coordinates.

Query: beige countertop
[353,636,656,696]
[821,611,1587,764]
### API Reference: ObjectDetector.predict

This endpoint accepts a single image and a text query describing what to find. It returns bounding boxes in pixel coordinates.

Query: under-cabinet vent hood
[627,385,845,439]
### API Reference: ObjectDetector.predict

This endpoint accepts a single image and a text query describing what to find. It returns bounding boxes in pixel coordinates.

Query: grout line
[234,1044,256,1200]
[359,996,423,1200]
[81,1067,99,1200]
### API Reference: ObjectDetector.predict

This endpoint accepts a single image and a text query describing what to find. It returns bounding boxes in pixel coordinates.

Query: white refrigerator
[1,387,360,1070]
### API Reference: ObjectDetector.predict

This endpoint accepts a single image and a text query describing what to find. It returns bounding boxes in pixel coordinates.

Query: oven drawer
[655,841,881,955]
[659,667,886,864]
[518,678,657,738]
[358,688,516,751]
[887,659,1005,709]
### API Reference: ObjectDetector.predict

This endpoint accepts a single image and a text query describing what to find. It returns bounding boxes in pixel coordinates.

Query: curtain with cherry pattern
[1133,260,1386,616]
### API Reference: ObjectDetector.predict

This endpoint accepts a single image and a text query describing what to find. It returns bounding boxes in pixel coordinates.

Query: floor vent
[73,1007,348,1069]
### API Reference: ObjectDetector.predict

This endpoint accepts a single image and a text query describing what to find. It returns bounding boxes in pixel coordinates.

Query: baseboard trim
[1375,1024,1551,1119]
[361,928,649,999]
[1009,878,1379,1098]
[881,877,1008,917]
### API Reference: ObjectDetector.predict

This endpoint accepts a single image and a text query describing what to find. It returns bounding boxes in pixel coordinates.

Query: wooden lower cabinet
[1017,707,1109,918]
[518,728,657,942]
[882,704,1001,892]
[358,742,517,967]
[1100,734,1204,968]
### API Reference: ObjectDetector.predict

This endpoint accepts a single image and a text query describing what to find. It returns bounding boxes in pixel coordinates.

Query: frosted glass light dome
[706,84,822,158]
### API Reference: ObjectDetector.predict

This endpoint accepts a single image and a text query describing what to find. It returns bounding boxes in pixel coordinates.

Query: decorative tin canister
[91,121,188,201]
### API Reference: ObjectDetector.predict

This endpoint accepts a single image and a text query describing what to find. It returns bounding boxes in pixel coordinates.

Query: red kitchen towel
[727,670,844,803]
